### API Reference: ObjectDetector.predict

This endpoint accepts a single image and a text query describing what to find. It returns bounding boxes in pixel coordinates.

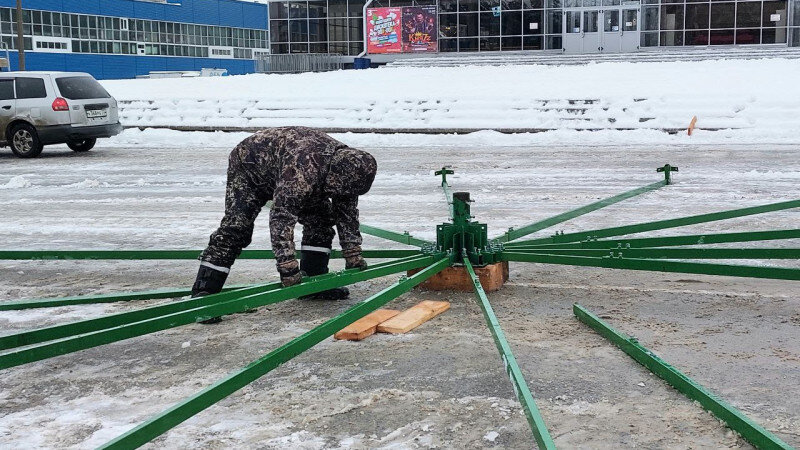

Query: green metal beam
[573,304,793,450]
[503,200,800,247]
[0,255,439,370]
[435,166,455,219]
[463,259,556,450]
[0,256,429,352]
[0,284,258,311]
[0,249,421,260]
[495,180,666,243]
[504,229,800,250]
[504,248,800,260]
[100,257,451,450]
[500,252,800,281]
[359,224,433,247]
[0,284,276,352]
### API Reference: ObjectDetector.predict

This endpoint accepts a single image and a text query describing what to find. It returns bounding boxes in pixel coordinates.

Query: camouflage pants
[200,150,336,269]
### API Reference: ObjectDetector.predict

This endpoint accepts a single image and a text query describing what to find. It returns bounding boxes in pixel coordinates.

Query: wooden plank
[334,309,401,341]
[377,301,450,334]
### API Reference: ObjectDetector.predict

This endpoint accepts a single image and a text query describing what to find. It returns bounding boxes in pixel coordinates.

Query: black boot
[300,249,349,300]
[191,264,229,324]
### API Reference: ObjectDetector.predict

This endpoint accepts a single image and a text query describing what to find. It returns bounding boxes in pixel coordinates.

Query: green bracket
[435,192,499,265]
[657,164,679,185]
[574,304,792,450]
[435,166,455,185]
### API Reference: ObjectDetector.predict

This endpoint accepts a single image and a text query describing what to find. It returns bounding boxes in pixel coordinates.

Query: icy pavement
[0,137,798,448]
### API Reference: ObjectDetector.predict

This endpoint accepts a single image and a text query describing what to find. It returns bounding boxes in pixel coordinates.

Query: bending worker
[191,127,378,321]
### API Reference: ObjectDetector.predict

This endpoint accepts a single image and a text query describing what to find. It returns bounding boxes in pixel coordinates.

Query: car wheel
[67,138,97,152]
[9,124,43,158]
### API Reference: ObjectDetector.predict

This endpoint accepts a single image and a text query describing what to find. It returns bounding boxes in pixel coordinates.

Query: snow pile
[105,126,799,148]
[101,59,800,134]
[0,175,32,189]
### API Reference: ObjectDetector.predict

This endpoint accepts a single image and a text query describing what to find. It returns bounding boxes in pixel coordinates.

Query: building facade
[267,0,799,56]
[1,0,269,79]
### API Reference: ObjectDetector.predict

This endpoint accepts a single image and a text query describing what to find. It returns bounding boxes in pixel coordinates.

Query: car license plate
[86,109,107,119]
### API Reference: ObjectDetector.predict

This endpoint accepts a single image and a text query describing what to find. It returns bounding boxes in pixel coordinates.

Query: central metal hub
[435,191,500,266]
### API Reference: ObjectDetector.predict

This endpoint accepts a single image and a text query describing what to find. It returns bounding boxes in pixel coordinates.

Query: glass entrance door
[562,5,640,53]
[620,8,640,52]
[583,9,602,53]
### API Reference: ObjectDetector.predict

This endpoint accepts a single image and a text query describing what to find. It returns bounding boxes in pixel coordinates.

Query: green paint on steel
[0,255,439,370]
[504,248,800,260]
[359,224,433,247]
[0,284,256,311]
[463,258,557,450]
[0,249,421,261]
[504,229,800,250]
[435,166,455,218]
[495,180,666,243]
[503,200,800,247]
[99,257,451,450]
[573,303,793,450]
[500,252,800,281]
[0,256,428,352]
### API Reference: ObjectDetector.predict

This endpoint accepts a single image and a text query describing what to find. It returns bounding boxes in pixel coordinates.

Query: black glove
[345,254,368,271]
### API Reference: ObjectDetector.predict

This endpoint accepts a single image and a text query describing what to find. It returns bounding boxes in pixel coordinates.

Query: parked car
[0,71,122,158]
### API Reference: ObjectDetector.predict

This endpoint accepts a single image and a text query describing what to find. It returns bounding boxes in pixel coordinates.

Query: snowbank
[105,127,800,149]
[101,59,800,136]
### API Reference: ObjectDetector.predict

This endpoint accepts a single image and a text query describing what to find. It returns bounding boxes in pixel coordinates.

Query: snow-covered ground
[102,59,800,137]
[0,137,798,449]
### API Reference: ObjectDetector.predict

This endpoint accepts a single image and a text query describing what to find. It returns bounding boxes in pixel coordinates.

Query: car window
[0,79,13,101]
[15,77,48,99]
[55,76,110,100]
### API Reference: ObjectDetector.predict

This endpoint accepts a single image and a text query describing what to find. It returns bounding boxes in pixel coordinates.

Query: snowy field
[102,59,800,136]
[0,134,798,448]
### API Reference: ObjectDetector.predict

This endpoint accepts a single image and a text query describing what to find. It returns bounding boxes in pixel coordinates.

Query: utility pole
[16,0,25,71]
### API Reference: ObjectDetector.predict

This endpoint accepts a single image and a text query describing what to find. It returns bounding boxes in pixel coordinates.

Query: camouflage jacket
[232,127,376,274]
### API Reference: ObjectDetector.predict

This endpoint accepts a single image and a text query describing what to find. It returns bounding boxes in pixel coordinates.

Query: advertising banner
[367,6,438,54]
[367,7,402,54]
[401,6,438,53]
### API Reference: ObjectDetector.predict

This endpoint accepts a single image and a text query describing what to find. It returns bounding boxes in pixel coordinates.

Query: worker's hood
[325,148,377,197]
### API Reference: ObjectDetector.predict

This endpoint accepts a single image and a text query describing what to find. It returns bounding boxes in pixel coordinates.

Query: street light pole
[16,0,25,71]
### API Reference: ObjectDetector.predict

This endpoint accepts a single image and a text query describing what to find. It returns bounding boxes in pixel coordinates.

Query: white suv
[0,72,122,158]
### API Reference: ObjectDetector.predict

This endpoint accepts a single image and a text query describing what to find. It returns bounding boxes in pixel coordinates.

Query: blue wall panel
[101,55,138,80]
[242,3,268,29]
[164,1,195,24]
[218,0,244,28]
[192,0,221,25]
[68,0,102,15]
[2,0,267,28]
[4,51,253,79]
[99,1,136,18]
[132,1,166,20]
[0,0,268,79]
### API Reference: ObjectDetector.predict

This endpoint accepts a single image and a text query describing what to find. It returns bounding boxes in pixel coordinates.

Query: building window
[0,7,269,58]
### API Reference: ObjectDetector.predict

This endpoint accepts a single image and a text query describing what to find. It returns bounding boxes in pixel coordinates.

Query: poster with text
[367,7,402,54]
[401,6,438,53]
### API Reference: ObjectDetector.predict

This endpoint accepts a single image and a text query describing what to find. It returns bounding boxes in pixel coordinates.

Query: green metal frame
[574,304,792,450]
[1,164,798,449]
[505,229,800,250]
[101,257,451,450]
[0,248,421,260]
[504,248,800,259]
[0,256,438,370]
[504,199,800,247]
[500,252,800,281]
[359,224,433,247]
[463,258,556,449]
